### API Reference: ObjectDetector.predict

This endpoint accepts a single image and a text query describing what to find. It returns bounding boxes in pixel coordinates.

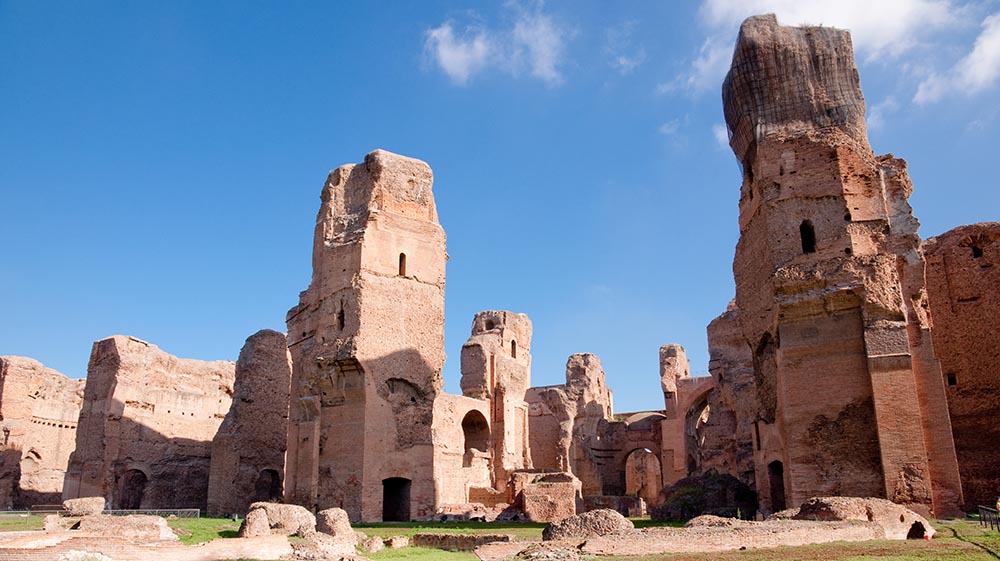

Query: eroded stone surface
[0,357,84,508]
[207,329,292,517]
[284,149,446,522]
[722,14,963,517]
[541,508,633,540]
[62,497,105,516]
[923,223,1000,509]
[239,502,316,537]
[62,336,235,510]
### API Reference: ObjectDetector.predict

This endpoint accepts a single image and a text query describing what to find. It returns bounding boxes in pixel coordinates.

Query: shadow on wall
[63,399,228,511]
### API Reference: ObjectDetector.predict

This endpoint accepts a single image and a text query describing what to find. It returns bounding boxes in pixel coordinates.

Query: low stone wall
[411,532,513,551]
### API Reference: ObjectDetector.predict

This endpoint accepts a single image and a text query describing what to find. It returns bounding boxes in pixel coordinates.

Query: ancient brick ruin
[0,13,995,528]
[62,335,235,510]
[721,14,963,517]
[0,357,83,509]
[208,329,292,517]
[923,223,1000,509]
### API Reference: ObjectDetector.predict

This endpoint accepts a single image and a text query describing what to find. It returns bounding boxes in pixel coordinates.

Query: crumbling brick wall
[0,357,84,508]
[923,223,1000,509]
[62,335,234,510]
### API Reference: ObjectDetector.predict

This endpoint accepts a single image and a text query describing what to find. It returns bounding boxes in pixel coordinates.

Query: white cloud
[867,96,900,130]
[669,0,962,95]
[712,123,730,149]
[659,119,681,136]
[425,23,493,85]
[605,21,645,75]
[511,11,568,85]
[424,6,570,86]
[915,12,1000,104]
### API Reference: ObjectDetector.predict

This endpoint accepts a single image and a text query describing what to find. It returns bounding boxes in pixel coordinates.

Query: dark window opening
[800,220,817,254]
[484,319,495,330]
[511,340,517,359]
[972,244,983,258]
[754,422,761,451]
[947,373,957,386]
[844,211,852,221]
[398,253,407,276]
[253,469,282,502]
[337,308,345,331]
[845,247,853,255]
[382,478,411,522]
[119,469,148,510]
[768,461,786,512]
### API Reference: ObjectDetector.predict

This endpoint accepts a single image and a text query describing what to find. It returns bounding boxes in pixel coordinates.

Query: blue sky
[2,1,998,413]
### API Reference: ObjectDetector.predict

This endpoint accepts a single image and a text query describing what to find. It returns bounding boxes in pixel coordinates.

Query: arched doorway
[382,477,411,521]
[684,395,711,475]
[252,469,282,502]
[625,448,662,507]
[119,469,148,510]
[768,460,786,512]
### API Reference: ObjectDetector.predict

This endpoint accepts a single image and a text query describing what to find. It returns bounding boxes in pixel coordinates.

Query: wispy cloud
[666,0,963,95]
[424,5,570,86]
[711,123,730,150]
[425,23,492,86]
[659,119,681,136]
[605,21,645,75]
[915,12,1000,104]
[511,10,567,85]
[867,96,900,130]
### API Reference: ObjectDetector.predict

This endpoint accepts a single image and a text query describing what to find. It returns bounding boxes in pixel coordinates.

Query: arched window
[398,253,407,276]
[511,340,517,359]
[799,220,816,254]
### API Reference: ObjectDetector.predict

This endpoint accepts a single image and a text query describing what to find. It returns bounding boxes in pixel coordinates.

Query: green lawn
[0,513,44,531]
[166,516,241,545]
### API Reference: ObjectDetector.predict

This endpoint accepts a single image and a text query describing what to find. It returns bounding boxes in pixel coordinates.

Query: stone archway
[253,469,282,502]
[119,468,148,510]
[625,448,662,507]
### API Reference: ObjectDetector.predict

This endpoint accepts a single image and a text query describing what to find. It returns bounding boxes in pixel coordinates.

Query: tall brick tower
[284,149,446,521]
[723,15,962,516]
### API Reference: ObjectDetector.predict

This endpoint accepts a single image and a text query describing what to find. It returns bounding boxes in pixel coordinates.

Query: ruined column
[458,310,533,488]
[723,14,962,516]
[207,329,292,517]
[285,149,446,522]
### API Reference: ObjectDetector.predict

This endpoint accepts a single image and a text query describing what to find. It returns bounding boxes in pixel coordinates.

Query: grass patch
[355,520,546,541]
[166,516,241,545]
[368,546,479,560]
[0,513,44,531]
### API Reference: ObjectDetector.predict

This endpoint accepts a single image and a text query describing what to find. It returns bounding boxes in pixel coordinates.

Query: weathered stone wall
[207,329,292,517]
[658,344,714,486]
[698,303,756,487]
[723,14,962,517]
[431,393,493,506]
[62,335,235,510]
[924,223,1000,509]
[284,149,446,522]
[0,357,84,508]
[456,311,533,492]
[526,354,613,498]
